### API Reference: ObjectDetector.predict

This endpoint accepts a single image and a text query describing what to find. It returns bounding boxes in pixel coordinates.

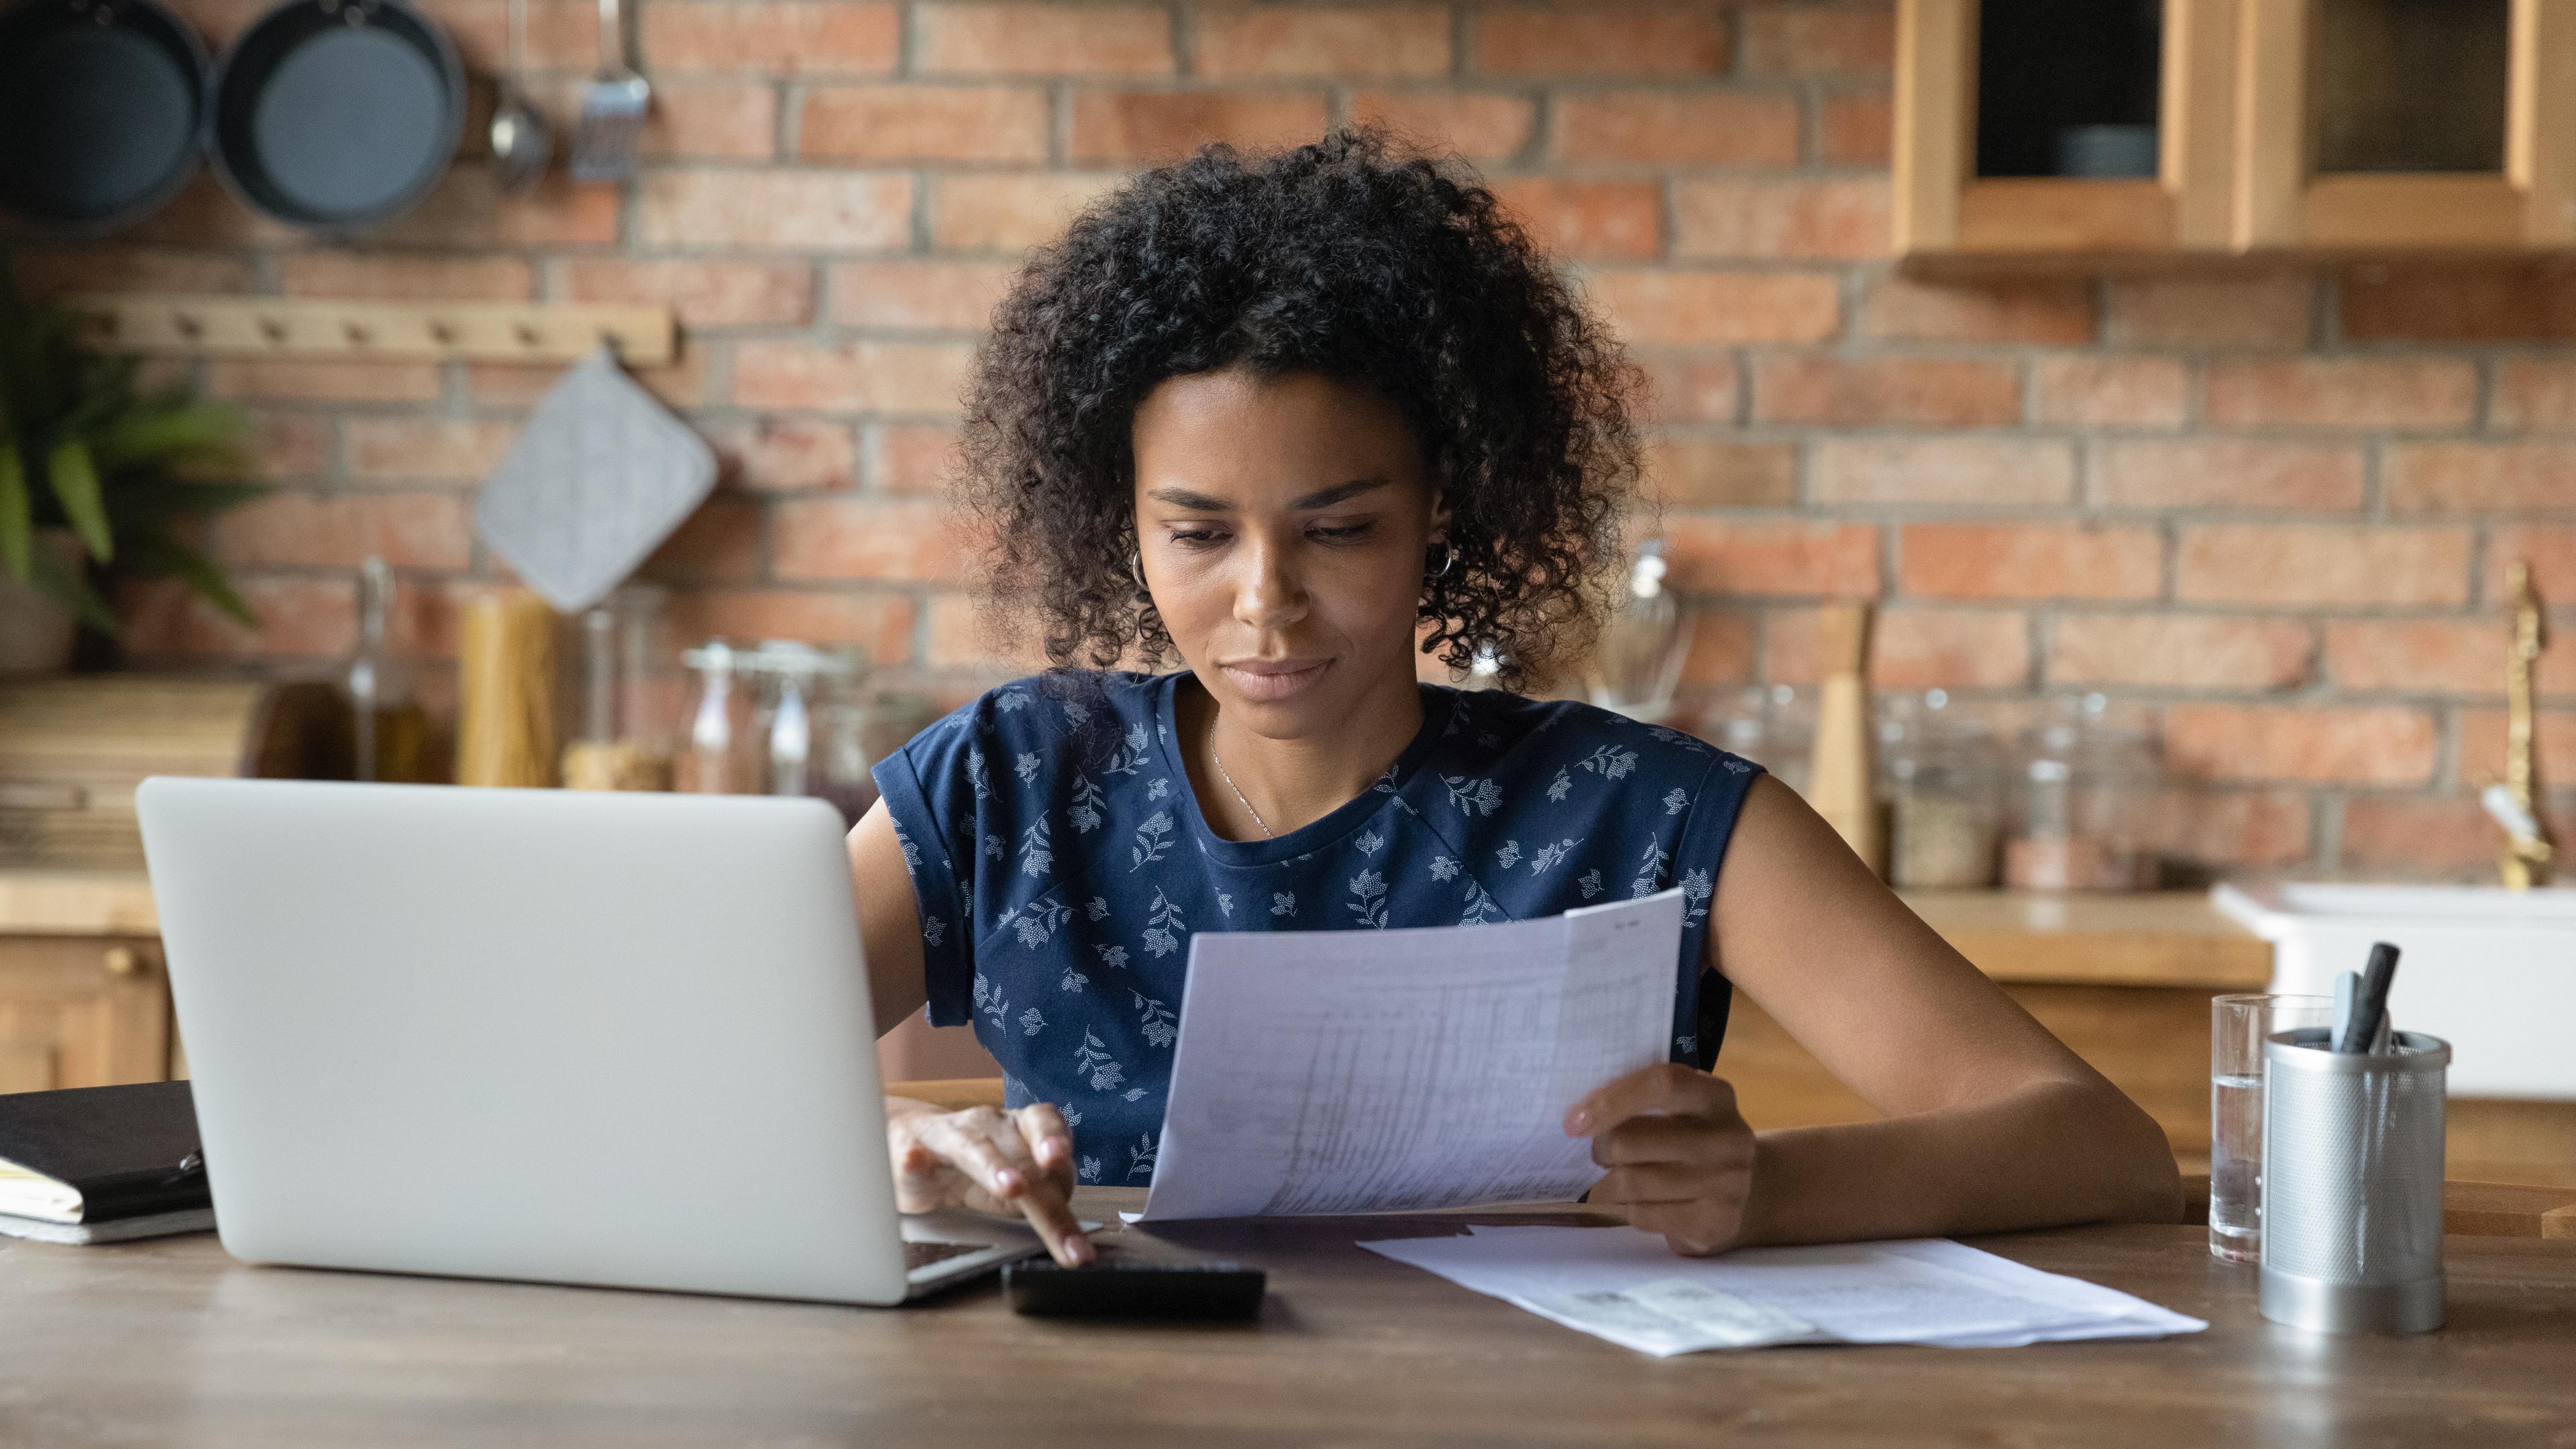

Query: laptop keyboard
[905,1239,992,1272]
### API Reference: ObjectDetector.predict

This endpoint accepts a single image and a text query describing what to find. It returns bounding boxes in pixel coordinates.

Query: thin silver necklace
[1208,745,1274,838]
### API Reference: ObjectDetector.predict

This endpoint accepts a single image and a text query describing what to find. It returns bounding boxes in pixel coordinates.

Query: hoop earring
[1429,540,1457,580]
[1130,550,1148,597]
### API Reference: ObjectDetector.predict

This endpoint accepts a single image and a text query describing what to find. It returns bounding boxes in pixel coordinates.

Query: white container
[2212,881,2576,1100]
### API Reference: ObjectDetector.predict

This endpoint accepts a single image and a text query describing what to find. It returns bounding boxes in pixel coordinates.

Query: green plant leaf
[59,354,141,436]
[45,437,111,563]
[0,445,30,580]
[127,535,256,629]
[88,400,251,471]
[26,526,118,635]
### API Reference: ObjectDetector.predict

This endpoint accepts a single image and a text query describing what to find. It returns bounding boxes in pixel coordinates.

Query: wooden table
[5,1191,2574,1446]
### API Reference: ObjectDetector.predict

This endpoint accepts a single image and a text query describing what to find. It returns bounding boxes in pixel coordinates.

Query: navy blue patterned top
[872,669,1764,1187]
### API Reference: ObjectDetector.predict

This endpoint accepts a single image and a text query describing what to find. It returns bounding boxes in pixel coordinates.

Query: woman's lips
[1219,657,1331,702]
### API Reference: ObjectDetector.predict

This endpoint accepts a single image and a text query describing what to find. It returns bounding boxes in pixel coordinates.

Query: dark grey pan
[209,0,463,230]
[0,0,212,233]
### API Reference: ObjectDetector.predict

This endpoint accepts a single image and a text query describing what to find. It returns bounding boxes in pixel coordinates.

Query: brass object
[101,947,140,979]
[2501,561,2555,890]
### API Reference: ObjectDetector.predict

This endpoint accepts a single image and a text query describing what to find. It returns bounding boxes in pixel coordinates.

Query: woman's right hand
[885,1098,1093,1267]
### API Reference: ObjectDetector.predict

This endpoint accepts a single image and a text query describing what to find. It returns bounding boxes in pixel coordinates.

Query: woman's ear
[1428,482,1452,545]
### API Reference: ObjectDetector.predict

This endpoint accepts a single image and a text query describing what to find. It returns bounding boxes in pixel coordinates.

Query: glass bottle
[1588,541,1695,723]
[345,556,431,783]
[561,588,676,791]
[676,641,748,794]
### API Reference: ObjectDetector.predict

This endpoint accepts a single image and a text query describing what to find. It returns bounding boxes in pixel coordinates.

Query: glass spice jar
[2004,693,2162,892]
[1881,690,2002,890]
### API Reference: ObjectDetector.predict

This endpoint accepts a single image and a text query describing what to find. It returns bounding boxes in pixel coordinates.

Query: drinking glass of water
[2210,993,2336,1263]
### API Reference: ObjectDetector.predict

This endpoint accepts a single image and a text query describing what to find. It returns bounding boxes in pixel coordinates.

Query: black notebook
[0,1081,210,1242]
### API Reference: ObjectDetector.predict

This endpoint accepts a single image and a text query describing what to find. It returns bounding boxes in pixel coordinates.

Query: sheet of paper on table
[1358,1226,2208,1356]
[1136,889,1684,1223]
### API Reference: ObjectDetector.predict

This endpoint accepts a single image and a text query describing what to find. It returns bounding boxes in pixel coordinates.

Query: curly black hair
[954,127,1643,694]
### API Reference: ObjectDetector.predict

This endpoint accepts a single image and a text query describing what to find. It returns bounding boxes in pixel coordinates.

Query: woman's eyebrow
[1142,478,1391,512]
[1289,478,1390,510]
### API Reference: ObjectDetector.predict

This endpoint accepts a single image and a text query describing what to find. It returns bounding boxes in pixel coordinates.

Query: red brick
[929,172,1128,250]
[2339,794,2576,880]
[667,589,918,661]
[800,85,1050,164]
[374,170,619,248]
[2455,707,2576,786]
[1738,3,1894,75]
[118,574,356,661]
[917,3,1174,75]
[2326,620,2576,696]
[2031,356,2187,428]
[2338,265,2576,342]
[1866,609,2032,689]
[1068,91,1331,163]
[733,340,978,414]
[866,422,965,493]
[1752,356,2021,427]
[1584,269,1841,344]
[773,496,971,583]
[926,592,1056,671]
[433,0,597,72]
[828,260,1021,331]
[235,414,333,481]
[713,419,859,493]
[1195,6,1452,78]
[1662,517,1879,596]
[346,420,521,484]
[1856,276,2094,343]
[2047,615,2315,690]
[1818,89,1892,166]
[1350,91,1537,160]
[2204,358,2475,431]
[1672,176,1890,260]
[464,350,710,410]
[2175,525,2472,606]
[1674,610,1758,686]
[1898,523,2162,601]
[635,497,765,584]
[2165,704,2437,785]
[209,491,472,570]
[637,1,899,73]
[2103,274,2314,347]
[2384,443,2576,513]
[126,174,309,247]
[2489,358,2576,430]
[1490,178,1662,260]
[2138,788,2314,867]
[1553,93,1802,168]
[559,259,815,328]
[1635,352,1742,423]
[206,359,441,405]
[275,252,533,301]
[1812,437,2075,505]
[641,80,780,160]
[1642,439,1794,507]
[11,246,254,295]
[1473,6,1729,76]
[2486,525,2576,604]
[2094,439,2366,511]
[636,170,911,250]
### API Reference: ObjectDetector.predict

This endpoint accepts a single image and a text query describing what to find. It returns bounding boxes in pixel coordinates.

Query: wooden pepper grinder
[1807,600,1886,877]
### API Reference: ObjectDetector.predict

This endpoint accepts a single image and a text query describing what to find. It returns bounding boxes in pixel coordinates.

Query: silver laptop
[136,777,1040,1305]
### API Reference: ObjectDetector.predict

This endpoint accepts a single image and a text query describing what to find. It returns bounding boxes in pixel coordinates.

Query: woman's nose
[1232,538,1308,631]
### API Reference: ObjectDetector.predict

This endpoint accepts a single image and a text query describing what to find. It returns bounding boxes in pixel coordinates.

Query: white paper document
[1358,1225,2208,1356]
[1136,889,1684,1222]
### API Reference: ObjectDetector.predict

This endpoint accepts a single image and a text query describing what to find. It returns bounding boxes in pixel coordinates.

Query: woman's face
[1131,366,1445,739]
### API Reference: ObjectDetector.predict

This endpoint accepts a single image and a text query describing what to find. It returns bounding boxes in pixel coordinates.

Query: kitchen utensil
[456,589,559,788]
[0,0,209,232]
[570,0,648,183]
[2260,1027,2450,1334]
[474,347,716,616]
[209,0,464,229]
[488,0,551,193]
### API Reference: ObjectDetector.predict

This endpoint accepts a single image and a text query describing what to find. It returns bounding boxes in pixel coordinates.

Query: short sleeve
[871,712,981,1027]
[1672,745,1764,1071]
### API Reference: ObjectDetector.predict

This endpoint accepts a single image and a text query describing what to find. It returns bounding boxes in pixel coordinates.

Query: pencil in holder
[2258,1026,2449,1335]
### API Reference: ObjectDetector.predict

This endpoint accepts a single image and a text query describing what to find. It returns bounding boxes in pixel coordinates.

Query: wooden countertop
[1,1195,2570,1446]
[0,871,2269,989]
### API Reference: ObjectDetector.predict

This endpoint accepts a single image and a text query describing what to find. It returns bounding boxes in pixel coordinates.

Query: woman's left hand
[1565,1063,1758,1256]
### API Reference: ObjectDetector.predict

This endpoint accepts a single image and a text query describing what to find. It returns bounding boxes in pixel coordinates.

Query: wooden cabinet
[1896,0,2576,260]
[0,936,171,1093]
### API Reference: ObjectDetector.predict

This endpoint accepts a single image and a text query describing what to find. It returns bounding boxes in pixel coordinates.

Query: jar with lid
[561,585,676,792]
[676,641,752,794]
[1879,690,2001,889]
[1709,684,1813,798]
[2004,693,2162,892]
[743,641,867,800]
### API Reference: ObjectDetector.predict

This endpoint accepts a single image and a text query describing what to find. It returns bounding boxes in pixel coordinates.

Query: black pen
[2335,941,2401,1055]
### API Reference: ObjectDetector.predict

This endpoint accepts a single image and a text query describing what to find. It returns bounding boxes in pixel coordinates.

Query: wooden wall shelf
[58,294,677,366]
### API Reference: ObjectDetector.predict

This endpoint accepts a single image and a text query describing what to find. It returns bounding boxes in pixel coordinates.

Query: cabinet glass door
[2312,0,2510,174]
[1975,0,2165,179]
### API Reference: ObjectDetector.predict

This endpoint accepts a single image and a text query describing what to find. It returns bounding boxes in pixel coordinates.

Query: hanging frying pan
[0,0,211,233]
[209,0,463,230]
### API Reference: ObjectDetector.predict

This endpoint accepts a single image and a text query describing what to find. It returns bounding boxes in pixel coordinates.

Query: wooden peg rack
[59,294,678,366]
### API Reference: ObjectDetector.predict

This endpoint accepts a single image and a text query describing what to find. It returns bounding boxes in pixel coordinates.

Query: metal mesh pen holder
[2259,1027,2450,1335]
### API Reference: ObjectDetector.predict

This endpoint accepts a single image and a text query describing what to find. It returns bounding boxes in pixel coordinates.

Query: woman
[849,131,2180,1268]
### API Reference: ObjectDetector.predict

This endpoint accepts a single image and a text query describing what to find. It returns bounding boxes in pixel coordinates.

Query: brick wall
[10,0,2574,881]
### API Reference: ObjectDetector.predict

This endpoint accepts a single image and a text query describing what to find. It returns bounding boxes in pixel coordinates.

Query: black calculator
[1002,1256,1267,1320]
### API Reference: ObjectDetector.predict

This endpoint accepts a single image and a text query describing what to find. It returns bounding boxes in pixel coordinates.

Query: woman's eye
[1309,521,1375,543]
[1167,528,1228,549]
